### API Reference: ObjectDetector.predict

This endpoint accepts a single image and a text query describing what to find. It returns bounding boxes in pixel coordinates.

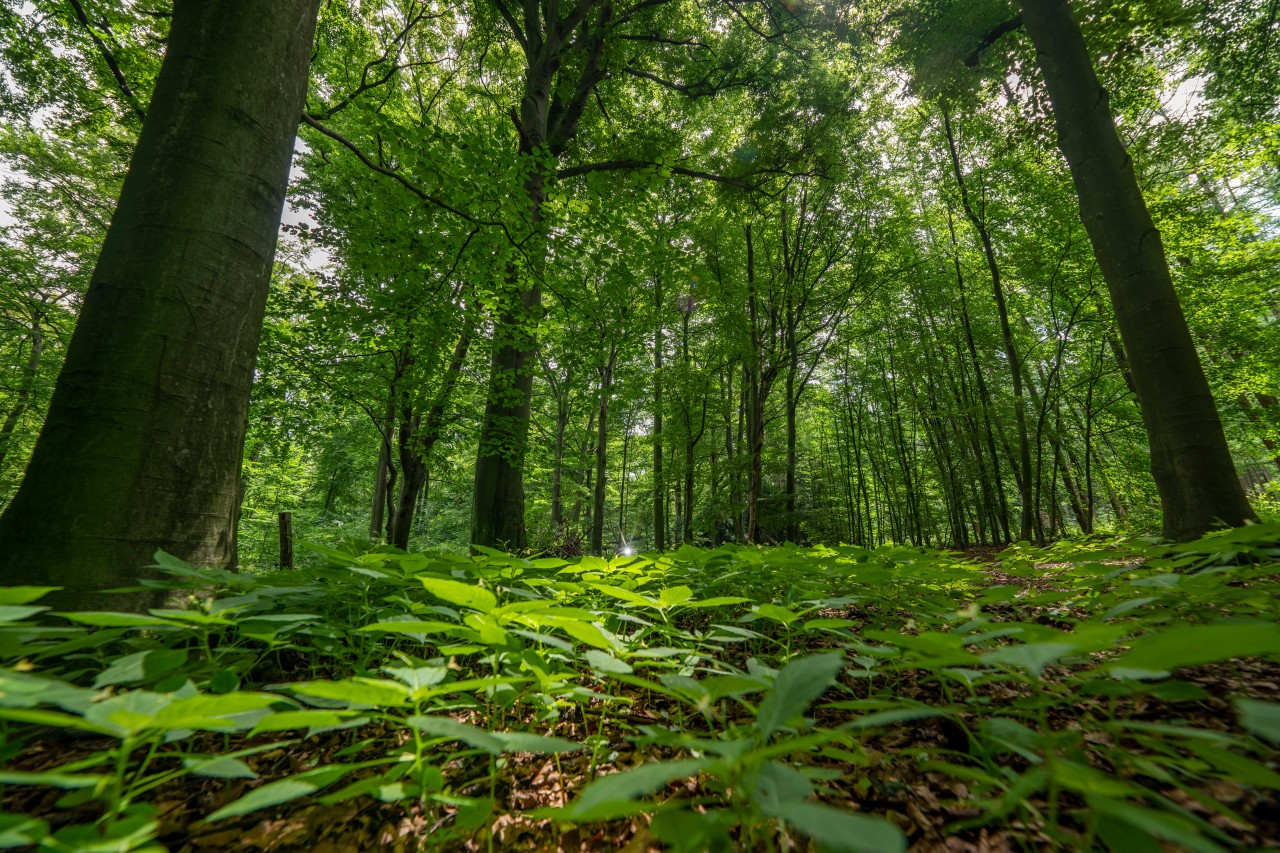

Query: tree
[1021,0,1259,540]
[0,0,322,607]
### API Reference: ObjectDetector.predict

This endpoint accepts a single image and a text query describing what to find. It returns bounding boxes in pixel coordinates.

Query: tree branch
[557,158,750,187]
[301,114,474,223]
[963,14,1023,67]
[65,0,146,121]
[492,0,528,50]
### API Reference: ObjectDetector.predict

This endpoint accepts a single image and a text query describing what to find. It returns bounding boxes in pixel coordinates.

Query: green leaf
[1051,760,1142,797]
[464,612,508,644]
[682,596,750,608]
[782,802,907,853]
[844,707,944,730]
[1237,698,1280,744]
[1086,796,1227,853]
[541,616,614,651]
[755,653,844,737]
[204,765,354,823]
[250,710,362,734]
[657,586,693,607]
[1111,623,1280,676]
[752,603,800,625]
[183,756,258,779]
[0,770,107,789]
[983,642,1075,675]
[583,649,633,675]
[0,587,59,605]
[0,606,47,623]
[490,731,584,754]
[590,584,655,607]
[1185,742,1280,789]
[0,814,49,848]
[55,612,176,628]
[356,620,459,635]
[565,759,708,821]
[420,577,497,613]
[406,715,504,754]
[0,707,113,734]
[284,678,410,708]
[153,693,283,731]
[94,649,188,688]
[753,761,813,814]
[1097,814,1163,853]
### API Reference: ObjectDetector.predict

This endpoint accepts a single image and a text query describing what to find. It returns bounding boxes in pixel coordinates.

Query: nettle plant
[0,527,1276,851]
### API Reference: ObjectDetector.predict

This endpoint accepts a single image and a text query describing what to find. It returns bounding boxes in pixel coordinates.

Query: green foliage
[0,530,1277,849]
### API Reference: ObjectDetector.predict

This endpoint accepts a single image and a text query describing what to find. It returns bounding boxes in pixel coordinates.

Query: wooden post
[278,511,293,569]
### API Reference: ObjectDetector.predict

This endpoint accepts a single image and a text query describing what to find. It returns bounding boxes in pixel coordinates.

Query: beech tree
[1021,0,1258,539]
[0,0,322,607]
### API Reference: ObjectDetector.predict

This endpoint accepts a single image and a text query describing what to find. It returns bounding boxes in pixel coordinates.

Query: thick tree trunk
[0,0,320,610]
[471,278,540,552]
[1023,0,1257,540]
[470,63,553,552]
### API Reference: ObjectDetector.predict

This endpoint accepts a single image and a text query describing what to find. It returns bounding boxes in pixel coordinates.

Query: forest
[0,0,1278,850]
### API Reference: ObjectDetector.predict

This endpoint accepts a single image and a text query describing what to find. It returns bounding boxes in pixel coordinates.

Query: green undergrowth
[1,526,1279,852]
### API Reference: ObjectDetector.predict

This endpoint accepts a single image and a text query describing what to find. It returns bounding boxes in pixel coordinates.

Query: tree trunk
[590,342,617,555]
[471,280,540,552]
[784,315,799,543]
[943,107,1034,542]
[0,0,320,610]
[1023,0,1257,540]
[653,263,666,551]
[470,64,553,552]
[0,317,43,475]
[618,408,630,542]
[571,408,595,527]
[370,388,396,541]
[390,330,470,550]
[551,392,570,529]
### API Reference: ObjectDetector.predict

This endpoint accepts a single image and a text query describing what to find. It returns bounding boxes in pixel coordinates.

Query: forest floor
[2,530,1279,852]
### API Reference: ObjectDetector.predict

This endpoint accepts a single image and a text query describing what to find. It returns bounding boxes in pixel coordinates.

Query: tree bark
[0,0,320,610]
[550,390,570,529]
[943,106,1034,542]
[653,262,666,551]
[0,316,43,475]
[1023,0,1257,540]
[391,330,470,550]
[589,341,617,555]
[370,388,396,541]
